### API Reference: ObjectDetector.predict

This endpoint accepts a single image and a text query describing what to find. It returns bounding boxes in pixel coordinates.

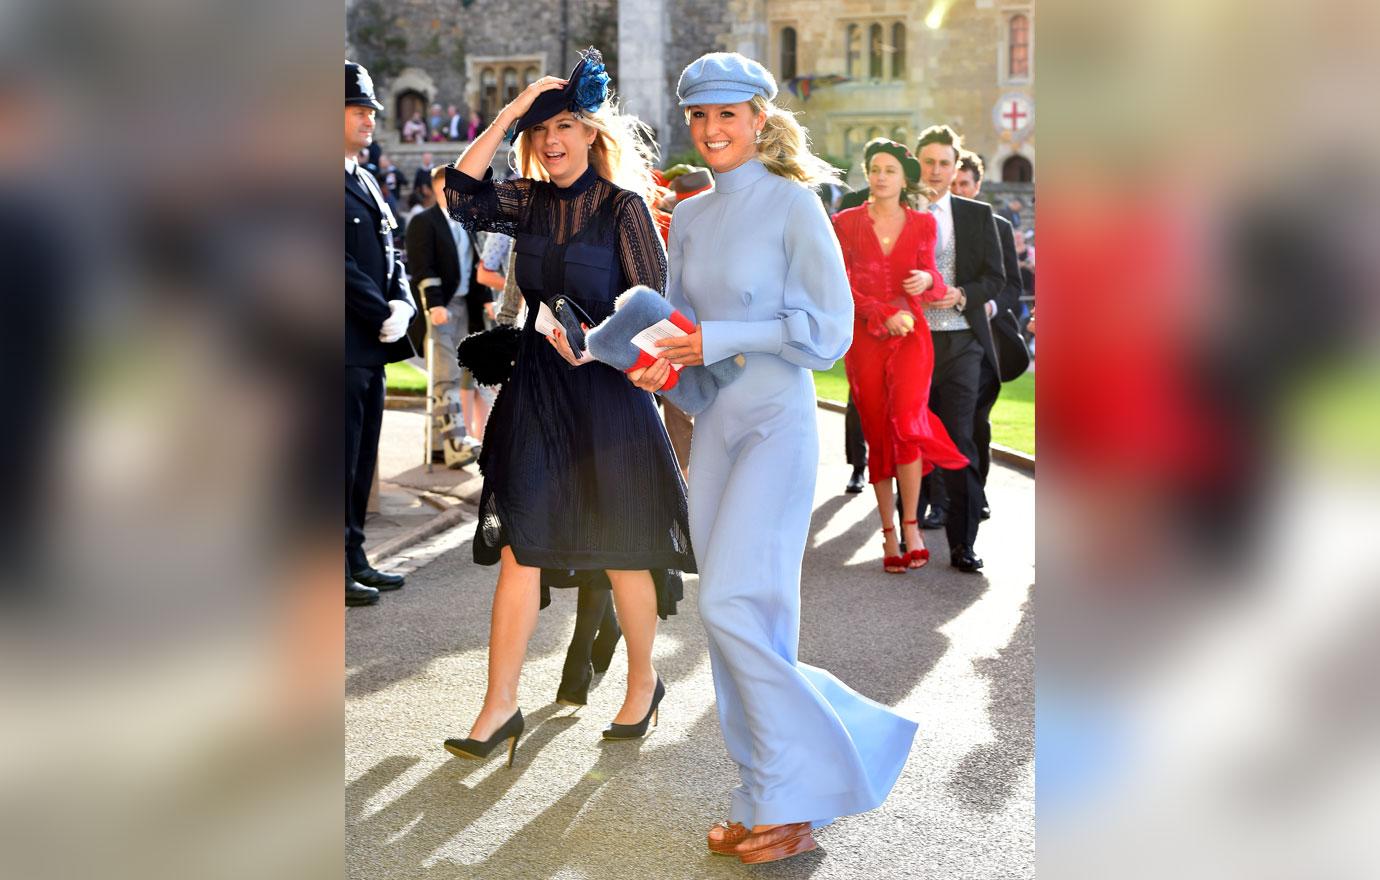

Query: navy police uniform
[346,62,417,602]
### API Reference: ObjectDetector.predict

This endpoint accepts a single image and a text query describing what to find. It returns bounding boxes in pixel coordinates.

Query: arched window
[480,68,497,120]
[845,24,859,78]
[396,91,427,136]
[1002,154,1033,183]
[867,125,882,140]
[780,27,797,80]
[869,23,884,79]
[892,23,906,79]
[502,67,519,104]
[892,125,908,143]
[1009,14,1030,79]
[523,66,539,87]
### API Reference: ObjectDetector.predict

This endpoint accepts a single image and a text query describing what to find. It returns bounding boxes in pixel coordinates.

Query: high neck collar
[712,158,769,194]
[552,164,598,199]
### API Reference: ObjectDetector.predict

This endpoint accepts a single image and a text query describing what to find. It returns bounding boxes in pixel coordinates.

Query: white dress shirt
[928,191,955,256]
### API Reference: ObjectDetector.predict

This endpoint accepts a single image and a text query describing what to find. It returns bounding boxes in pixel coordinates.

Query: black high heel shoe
[601,678,665,740]
[443,709,524,768]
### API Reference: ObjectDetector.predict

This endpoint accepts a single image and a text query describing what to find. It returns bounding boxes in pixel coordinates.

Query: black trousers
[346,365,386,574]
[922,357,999,518]
[925,330,985,549]
[973,358,1001,499]
[561,586,621,688]
[845,393,867,470]
[919,468,948,517]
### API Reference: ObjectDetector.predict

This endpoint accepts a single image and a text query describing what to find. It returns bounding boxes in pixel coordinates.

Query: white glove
[379,300,414,343]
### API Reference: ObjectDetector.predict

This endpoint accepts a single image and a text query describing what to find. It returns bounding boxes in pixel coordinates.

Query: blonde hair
[748,95,842,188]
[512,96,660,208]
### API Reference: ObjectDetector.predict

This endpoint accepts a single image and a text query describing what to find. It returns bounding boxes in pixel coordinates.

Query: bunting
[783,75,850,101]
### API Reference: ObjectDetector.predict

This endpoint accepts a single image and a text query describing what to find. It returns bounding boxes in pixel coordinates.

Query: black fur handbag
[456,324,521,386]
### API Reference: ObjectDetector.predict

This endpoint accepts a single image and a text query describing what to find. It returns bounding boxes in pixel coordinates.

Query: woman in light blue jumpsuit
[636,53,919,864]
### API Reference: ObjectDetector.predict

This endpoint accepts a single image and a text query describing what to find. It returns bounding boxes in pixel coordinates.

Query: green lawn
[385,360,427,395]
[1287,362,1380,467]
[814,361,851,405]
[814,363,1035,456]
[390,355,1037,454]
[990,371,1034,455]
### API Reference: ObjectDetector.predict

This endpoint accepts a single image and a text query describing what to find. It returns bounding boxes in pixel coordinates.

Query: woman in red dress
[832,139,968,573]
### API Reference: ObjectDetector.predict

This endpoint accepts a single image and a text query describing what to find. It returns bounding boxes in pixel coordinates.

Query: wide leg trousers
[689,355,918,828]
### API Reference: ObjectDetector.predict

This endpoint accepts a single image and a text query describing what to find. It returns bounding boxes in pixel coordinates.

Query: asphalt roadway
[347,407,1034,879]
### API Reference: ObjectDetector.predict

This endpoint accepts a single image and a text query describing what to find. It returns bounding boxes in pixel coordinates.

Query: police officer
[346,61,418,606]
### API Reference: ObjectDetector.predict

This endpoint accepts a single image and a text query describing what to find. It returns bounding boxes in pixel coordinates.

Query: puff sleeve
[700,186,853,370]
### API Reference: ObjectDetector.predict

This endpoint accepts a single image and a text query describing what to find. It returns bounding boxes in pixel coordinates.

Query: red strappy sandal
[903,519,930,568]
[881,526,907,574]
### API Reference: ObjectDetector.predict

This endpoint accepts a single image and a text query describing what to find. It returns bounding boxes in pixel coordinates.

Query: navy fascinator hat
[510,47,610,142]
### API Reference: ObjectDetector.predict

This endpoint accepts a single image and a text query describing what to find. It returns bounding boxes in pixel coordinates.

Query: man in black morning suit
[953,149,1025,516]
[908,126,1006,572]
[345,61,418,606]
[405,166,484,469]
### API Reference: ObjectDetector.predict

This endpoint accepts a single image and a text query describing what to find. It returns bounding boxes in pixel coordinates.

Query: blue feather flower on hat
[571,49,610,114]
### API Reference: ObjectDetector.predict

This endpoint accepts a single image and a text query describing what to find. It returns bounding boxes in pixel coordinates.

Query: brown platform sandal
[706,821,749,855]
[734,822,818,865]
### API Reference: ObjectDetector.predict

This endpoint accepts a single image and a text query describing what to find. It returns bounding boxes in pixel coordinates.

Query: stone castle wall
[347,0,1033,184]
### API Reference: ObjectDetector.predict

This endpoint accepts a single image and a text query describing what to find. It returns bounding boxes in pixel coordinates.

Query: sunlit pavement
[347,407,1033,879]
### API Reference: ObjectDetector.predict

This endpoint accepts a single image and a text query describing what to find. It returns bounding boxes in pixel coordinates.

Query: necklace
[871,205,902,247]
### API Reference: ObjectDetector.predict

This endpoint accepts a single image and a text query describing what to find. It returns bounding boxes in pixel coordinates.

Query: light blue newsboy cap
[677,52,778,106]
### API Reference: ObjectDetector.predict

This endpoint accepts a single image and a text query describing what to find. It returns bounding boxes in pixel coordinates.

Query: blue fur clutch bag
[585,286,744,416]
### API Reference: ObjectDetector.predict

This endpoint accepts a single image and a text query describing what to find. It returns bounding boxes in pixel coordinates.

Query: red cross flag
[993,93,1033,136]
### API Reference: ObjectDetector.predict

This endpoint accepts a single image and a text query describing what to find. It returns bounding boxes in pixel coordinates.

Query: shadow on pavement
[946,593,1034,812]
[802,494,990,708]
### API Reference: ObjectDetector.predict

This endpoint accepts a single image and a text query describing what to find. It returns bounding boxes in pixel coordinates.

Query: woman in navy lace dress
[440,51,692,765]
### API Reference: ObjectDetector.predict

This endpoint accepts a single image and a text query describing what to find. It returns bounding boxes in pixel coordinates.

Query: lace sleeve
[614,192,668,294]
[443,166,532,238]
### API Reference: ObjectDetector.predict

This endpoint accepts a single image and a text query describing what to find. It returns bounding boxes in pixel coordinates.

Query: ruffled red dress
[832,205,969,482]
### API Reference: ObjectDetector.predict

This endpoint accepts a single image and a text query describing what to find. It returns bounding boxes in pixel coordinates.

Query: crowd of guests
[346,48,1033,867]
[402,102,485,143]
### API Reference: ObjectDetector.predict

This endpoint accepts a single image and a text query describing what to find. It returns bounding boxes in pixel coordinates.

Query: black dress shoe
[949,546,984,573]
[845,468,866,494]
[351,568,404,591]
[980,505,991,521]
[920,509,947,530]
[347,581,380,606]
